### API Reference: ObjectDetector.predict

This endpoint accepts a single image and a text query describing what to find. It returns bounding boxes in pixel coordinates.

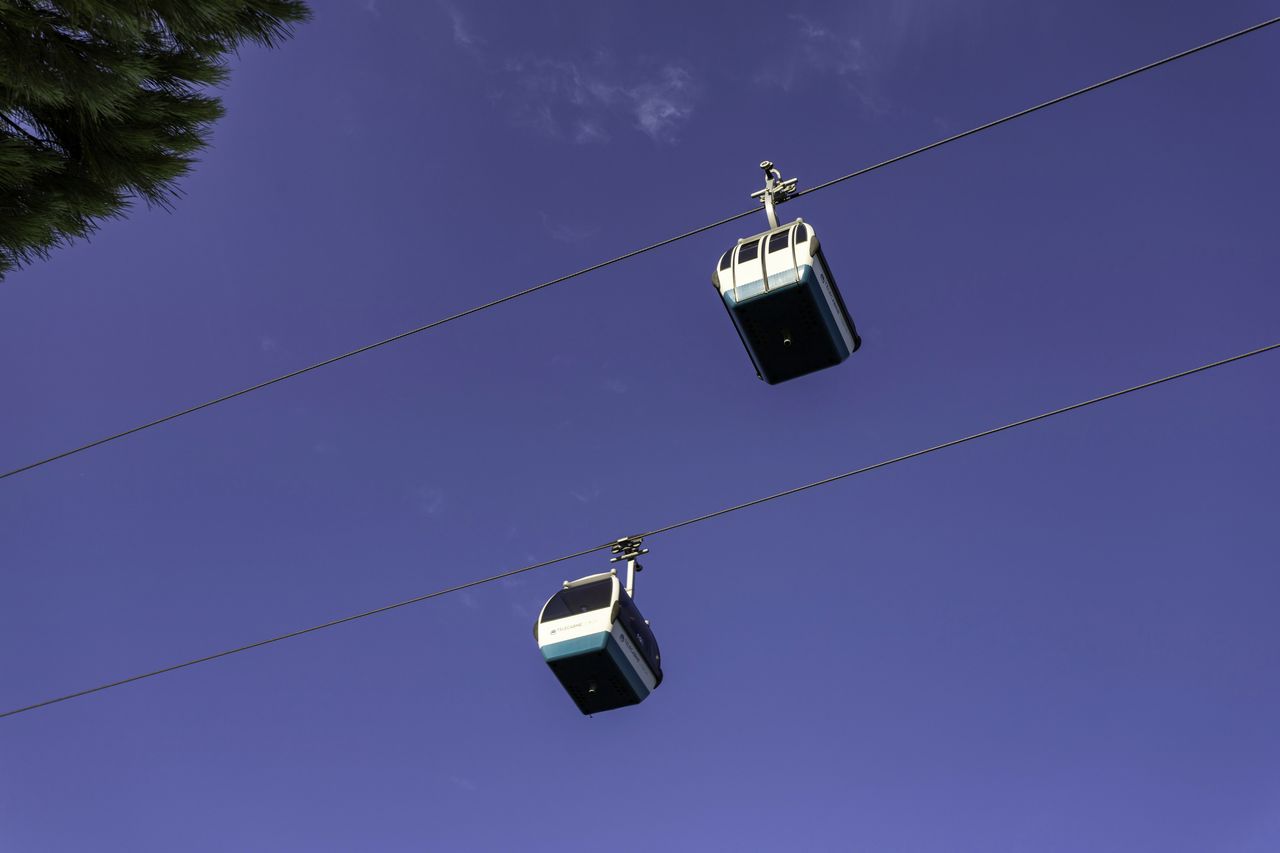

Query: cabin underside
[725,269,857,384]
[541,631,652,715]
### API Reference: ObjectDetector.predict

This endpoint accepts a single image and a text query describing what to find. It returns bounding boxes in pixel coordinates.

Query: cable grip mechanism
[610,536,649,599]
[749,160,798,229]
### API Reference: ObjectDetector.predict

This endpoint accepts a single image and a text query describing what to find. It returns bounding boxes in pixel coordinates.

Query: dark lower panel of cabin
[547,647,646,715]
[728,277,860,385]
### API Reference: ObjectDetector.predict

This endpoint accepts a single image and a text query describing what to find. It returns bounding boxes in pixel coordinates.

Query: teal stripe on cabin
[541,631,609,662]
[541,631,651,701]
[766,267,803,291]
[724,265,810,306]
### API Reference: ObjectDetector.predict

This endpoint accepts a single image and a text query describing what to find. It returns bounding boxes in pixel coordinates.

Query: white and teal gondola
[712,219,861,384]
[535,571,662,715]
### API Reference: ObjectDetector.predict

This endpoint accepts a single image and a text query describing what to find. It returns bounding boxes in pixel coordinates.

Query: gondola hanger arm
[610,536,648,599]
[750,160,798,229]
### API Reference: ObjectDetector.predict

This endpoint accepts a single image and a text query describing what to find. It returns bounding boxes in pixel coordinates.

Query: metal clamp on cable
[750,160,798,229]
[610,536,649,598]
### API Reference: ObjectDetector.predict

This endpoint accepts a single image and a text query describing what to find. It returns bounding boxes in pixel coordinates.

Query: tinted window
[616,591,661,674]
[540,579,614,623]
[768,230,790,253]
[737,239,759,264]
[795,224,808,243]
[719,250,733,271]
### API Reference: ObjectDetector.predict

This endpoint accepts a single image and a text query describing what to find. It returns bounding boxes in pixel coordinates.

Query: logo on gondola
[549,620,585,636]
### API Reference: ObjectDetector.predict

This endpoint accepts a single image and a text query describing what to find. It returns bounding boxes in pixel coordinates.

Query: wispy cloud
[570,483,601,504]
[538,210,599,244]
[791,14,829,40]
[755,14,872,106]
[449,775,478,792]
[411,485,446,517]
[442,9,697,144]
[757,3,980,110]
[791,14,865,76]
[630,66,694,141]
[498,56,696,143]
[572,119,609,145]
[444,3,480,48]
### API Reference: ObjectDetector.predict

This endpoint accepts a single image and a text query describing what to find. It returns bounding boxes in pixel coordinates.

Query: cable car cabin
[712,220,861,384]
[535,571,662,715]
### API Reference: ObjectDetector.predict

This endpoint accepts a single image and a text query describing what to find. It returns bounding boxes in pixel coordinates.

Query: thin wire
[0,542,616,720]
[0,208,759,481]
[4,15,1277,483]
[3,341,1275,720]
[640,342,1280,538]
[791,15,1280,200]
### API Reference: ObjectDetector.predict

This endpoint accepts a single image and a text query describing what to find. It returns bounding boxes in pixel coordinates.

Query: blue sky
[2,1,1278,850]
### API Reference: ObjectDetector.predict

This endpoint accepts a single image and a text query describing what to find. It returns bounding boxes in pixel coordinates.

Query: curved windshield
[539,579,614,623]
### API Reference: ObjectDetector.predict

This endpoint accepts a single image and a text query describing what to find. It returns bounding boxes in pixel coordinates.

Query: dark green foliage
[0,0,310,277]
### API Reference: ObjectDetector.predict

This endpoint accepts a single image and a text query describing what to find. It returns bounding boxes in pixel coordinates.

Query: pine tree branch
[0,113,50,148]
[0,1,311,274]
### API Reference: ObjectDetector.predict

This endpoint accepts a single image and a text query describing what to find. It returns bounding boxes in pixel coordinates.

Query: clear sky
[2,1,1278,850]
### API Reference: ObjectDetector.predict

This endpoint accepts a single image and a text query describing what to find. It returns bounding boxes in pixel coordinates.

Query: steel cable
[4,15,1276,482]
[4,341,1275,719]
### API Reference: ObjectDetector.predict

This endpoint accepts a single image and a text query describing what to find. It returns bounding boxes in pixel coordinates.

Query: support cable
[3,16,1276,482]
[3,341,1275,720]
